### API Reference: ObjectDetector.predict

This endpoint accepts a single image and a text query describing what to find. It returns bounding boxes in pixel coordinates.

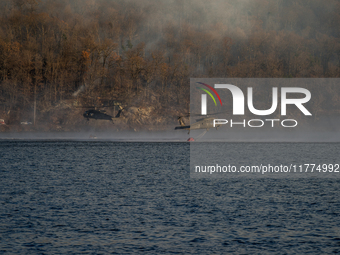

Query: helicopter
[83,106,122,122]
[175,115,221,134]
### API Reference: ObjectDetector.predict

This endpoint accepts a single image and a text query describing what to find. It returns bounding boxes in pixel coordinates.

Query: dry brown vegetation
[0,0,339,129]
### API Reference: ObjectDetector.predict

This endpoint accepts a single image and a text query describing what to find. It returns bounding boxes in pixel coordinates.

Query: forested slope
[0,0,339,130]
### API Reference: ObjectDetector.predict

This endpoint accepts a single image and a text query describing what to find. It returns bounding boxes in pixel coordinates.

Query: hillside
[0,0,339,132]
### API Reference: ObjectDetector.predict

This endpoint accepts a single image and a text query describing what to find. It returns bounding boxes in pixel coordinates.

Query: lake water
[1,141,340,254]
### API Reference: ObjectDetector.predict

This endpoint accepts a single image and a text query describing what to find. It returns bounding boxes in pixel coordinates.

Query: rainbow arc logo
[196,82,223,106]
[196,82,222,115]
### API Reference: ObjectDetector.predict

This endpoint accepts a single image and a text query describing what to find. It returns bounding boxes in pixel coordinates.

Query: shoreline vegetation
[0,0,339,132]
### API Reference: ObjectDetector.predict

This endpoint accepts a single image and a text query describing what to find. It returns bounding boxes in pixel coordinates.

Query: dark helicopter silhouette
[83,107,122,122]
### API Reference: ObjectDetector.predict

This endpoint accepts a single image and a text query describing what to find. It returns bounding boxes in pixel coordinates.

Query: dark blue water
[1,141,340,254]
